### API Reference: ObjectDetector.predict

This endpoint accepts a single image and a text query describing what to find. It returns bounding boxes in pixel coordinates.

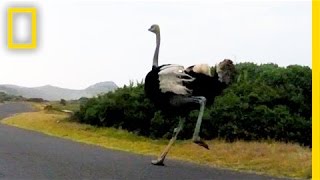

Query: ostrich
[144,24,235,165]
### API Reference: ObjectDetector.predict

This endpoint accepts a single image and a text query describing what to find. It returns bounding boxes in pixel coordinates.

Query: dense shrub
[75,82,158,136]
[75,63,312,147]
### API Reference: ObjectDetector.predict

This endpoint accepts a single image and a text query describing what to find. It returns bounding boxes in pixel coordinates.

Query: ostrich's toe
[193,138,210,150]
[151,159,165,166]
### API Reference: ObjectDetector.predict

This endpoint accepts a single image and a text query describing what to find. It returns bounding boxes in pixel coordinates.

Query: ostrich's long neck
[152,32,160,69]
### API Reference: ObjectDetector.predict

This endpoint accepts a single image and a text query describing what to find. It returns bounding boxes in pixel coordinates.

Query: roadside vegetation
[0,92,49,104]
[48,99,81,112]
[0,92,25,103]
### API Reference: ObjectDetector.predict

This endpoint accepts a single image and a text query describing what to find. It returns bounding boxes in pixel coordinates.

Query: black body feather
[184,68,227,105]
[145,64,228,112]
[145,64,177,110]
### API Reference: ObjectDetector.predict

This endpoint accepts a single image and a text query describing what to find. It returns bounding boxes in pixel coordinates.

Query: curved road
[0,102,290,180]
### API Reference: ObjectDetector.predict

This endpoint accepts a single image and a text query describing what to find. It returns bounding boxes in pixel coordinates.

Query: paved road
[0,102,35,119]
[0,102,291,180]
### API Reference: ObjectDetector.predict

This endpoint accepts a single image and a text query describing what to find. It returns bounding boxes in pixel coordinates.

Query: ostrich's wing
[187,64,212,76]
[158,64,194,95]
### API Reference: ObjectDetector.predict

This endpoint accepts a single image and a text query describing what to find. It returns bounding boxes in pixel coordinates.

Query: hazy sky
[0,0,311,89]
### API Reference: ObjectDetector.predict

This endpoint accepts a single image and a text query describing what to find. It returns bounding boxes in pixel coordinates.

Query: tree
[60,99,67,106]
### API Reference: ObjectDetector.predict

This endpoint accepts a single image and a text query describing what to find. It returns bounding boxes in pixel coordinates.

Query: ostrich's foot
[151,159,165,166]
[150,117,185,167]
[192,137,210,150]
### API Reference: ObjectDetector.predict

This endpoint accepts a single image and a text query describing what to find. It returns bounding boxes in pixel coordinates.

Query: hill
[0,81,118,101]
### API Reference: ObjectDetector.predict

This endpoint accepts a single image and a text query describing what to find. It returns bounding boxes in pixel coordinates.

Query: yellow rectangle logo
[7,7,37,49]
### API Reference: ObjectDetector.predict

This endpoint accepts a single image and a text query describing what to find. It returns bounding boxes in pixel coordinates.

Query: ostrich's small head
[148,24,160,34]
[216,59,235,85]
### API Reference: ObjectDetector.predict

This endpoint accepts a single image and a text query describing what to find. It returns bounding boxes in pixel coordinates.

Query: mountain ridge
[0,81,118,101]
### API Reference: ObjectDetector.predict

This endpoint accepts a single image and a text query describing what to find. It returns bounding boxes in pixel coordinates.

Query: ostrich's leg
[151,118,185,166]
[190,96,209,149]
[170,96,209,149]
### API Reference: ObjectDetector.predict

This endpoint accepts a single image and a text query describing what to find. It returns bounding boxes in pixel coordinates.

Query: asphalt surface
[0,102,291,180]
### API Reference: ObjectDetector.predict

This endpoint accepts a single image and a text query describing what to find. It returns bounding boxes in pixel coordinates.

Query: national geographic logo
[7,7,37,49]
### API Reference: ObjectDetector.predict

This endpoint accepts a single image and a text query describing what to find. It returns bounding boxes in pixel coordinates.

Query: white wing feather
[158,64,194,95]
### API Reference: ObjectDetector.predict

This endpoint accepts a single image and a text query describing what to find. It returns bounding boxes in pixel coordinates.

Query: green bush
[75,81,157,136]
[74,63,311,147]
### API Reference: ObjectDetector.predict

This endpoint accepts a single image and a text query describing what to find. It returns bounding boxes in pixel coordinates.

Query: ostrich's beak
[148,28,152,31]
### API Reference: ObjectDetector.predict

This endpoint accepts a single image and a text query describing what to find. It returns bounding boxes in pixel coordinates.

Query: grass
[1,110,311,179]
[44,101,80,112]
